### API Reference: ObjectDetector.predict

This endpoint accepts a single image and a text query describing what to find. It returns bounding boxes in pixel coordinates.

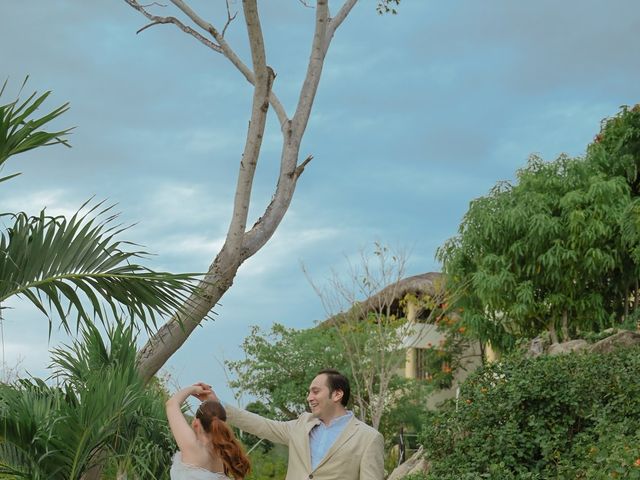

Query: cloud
[238,220,341,278]
[0,188,81,218]
[2,0,640,404]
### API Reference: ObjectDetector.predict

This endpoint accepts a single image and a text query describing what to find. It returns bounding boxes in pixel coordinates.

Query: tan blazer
[226,405,384,480]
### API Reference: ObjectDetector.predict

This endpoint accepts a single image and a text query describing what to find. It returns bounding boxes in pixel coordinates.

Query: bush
[420,346,640,479]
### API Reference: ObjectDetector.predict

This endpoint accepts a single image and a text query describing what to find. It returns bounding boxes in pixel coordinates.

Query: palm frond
[0,77,72,174]
[0,204,202,333]
[0,441,33,478]
[0,321,176,479]
[49,319,138,384]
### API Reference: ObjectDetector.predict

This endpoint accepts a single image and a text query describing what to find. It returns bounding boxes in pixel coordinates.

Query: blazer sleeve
[225,403,295,446]
[359,430,385,480]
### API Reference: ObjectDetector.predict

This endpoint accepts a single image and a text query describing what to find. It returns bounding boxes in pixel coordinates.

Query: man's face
[307,374,342,421]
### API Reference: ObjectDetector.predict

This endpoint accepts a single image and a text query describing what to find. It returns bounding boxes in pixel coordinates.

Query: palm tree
[0,78,203,478]
[0,78,202,333]
[0,320,175,479]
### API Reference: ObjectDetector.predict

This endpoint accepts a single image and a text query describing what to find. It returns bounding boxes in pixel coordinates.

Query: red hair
[196,400,251,479]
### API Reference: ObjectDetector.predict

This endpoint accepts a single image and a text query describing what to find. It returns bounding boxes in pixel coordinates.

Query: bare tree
[307,243,445,430]
[122,0,368,382]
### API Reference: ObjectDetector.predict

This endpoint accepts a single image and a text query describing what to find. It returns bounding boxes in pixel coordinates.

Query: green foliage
[438,105,640,352]
[227,321,432,448]
[589,104,640,192]
[378,377,433,441]
[239,401,276,453]
[0,203,201,334]
[377,0,401,15]
[0,80,202,334]
[0,321,175,480]
[244,443,288,480]
[226,323,348,419]
[0,77,71,182]
[419,346,640,479]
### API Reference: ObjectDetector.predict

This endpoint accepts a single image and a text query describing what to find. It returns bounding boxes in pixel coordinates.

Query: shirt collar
[322,410,353,427]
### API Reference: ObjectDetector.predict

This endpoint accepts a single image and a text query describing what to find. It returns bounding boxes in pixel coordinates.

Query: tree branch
[124,0,289,127]
[327,0,358,44]
[169,0,289,128]
[224,0,273,262]
[239,0,355,262]
[291,0,330,139]
[222,0,238,37]
[289,154,313,179]
[124,0,223,52]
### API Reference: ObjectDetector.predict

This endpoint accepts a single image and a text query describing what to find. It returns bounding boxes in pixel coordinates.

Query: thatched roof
[357,272,443,315]
[320,272,444,326]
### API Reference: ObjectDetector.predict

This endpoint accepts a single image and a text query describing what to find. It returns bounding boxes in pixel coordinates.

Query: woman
[166,382,251,479]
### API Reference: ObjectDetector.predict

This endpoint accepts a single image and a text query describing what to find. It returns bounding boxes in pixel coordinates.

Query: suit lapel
[303,416,321,471]
[313,416,359,471]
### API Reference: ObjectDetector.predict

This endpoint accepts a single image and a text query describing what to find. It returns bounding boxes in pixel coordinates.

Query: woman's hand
[191,382,218,402]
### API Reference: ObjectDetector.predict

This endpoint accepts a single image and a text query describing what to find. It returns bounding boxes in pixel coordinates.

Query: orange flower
[458,326,467,334]
[634,458,640,467]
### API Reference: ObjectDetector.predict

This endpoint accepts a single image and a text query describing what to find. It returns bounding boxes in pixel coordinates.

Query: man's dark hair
[317,369,350,406]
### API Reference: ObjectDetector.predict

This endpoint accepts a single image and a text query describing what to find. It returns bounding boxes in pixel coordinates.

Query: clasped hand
[190,382,218,402]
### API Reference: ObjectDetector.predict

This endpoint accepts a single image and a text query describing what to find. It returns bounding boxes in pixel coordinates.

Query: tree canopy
[438,105,640,350]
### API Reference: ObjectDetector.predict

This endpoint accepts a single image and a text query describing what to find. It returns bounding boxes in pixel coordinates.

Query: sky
[1,0,639,403]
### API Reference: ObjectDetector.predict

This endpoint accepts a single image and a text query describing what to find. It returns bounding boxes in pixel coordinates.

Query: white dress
[170,452,232,480]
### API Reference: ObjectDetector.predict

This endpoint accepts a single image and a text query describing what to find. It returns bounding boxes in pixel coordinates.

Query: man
[202,369,385,480]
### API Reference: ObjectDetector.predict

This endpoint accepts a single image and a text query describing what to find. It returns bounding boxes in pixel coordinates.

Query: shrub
[420,346,640,479]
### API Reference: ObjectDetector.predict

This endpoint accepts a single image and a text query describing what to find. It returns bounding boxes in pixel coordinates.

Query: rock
[590,330,640,354]
[526,335,549,357]
[387,446,425,480]
[547,339,589,356]
[408,458,430,475]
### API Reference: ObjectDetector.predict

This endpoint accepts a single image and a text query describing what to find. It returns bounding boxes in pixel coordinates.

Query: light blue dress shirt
[309,411,353,470]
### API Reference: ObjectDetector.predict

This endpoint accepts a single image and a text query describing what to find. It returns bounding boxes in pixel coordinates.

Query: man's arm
[360,431,385,480]
[194,383,294,445]
[225,403,294,445]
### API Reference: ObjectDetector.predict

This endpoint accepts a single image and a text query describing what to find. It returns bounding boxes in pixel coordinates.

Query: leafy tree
[226,317,432,448]
[589,105,640,194]
[438,106,640,350]
[588,104,640,318]
[226,323,347,420]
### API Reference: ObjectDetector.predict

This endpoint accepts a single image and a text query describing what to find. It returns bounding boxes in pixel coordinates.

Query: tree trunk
[548,319,559,345]
[624,285,630,322]
[561,310,570,341]
[123,0,359,382]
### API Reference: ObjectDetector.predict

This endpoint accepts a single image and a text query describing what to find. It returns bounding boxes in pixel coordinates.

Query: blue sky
[1,0,639,402]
